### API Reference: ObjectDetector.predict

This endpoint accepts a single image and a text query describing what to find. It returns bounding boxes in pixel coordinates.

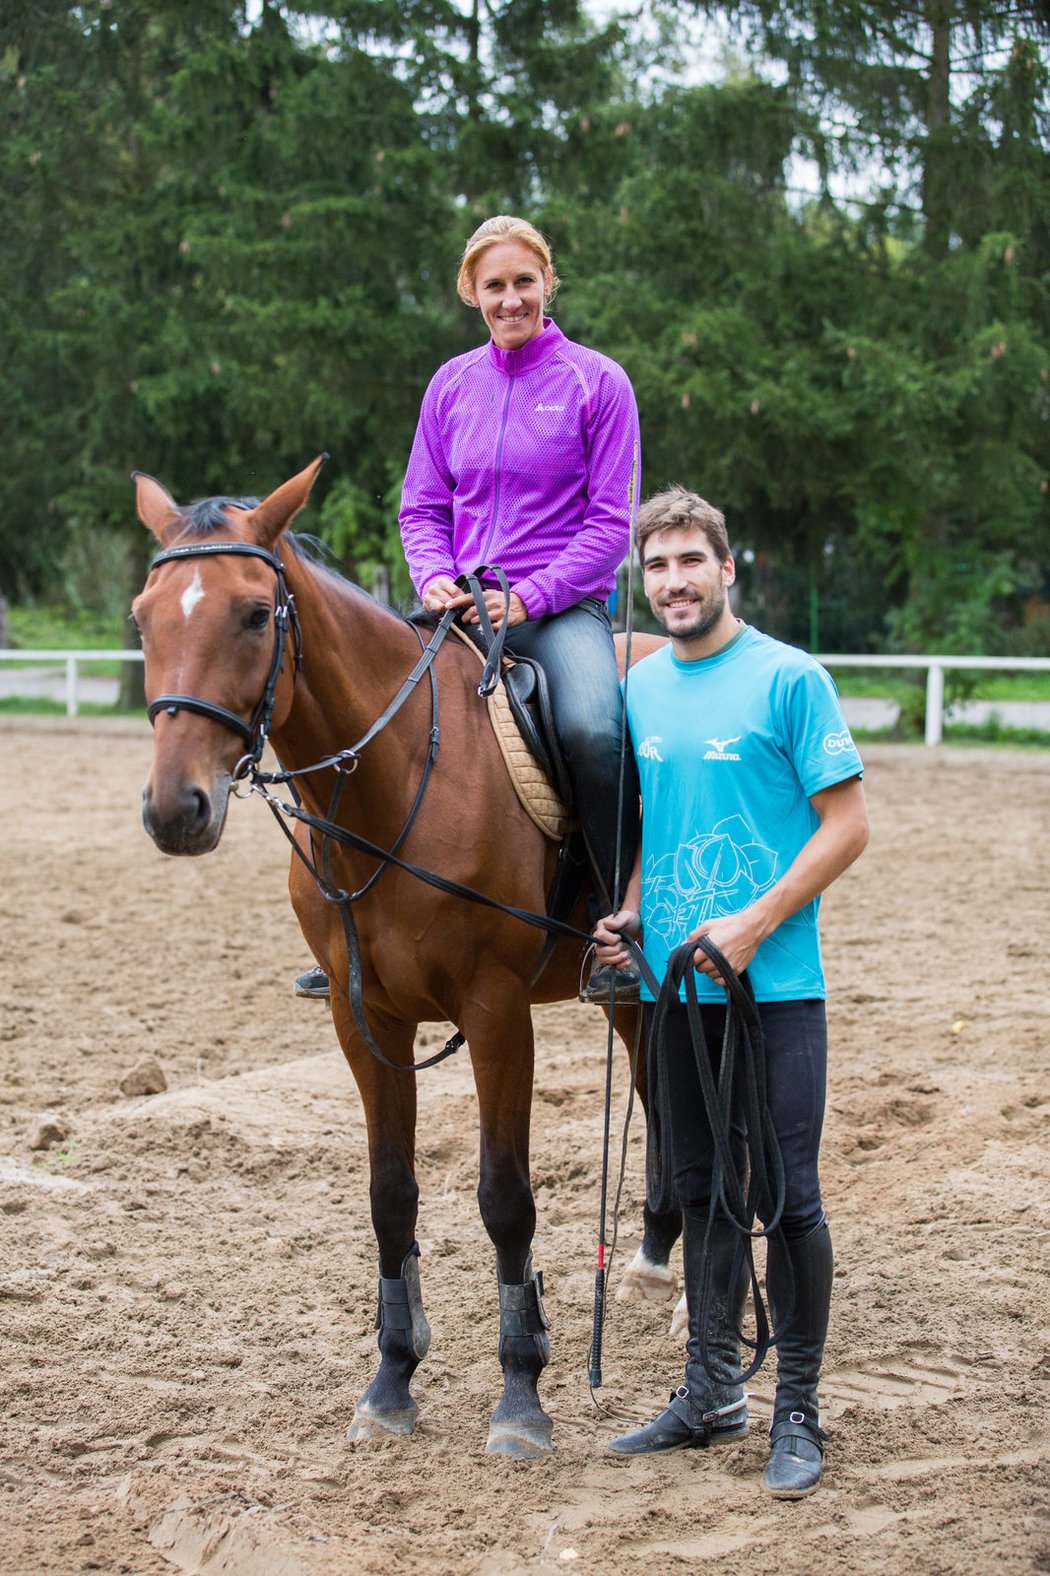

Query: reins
[650,938,787,1382]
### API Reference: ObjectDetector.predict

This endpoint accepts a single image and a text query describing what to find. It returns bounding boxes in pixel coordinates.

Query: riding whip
[588,441,639,1391]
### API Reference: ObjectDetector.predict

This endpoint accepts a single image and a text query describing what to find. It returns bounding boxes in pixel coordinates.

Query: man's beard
[655,586,726,643]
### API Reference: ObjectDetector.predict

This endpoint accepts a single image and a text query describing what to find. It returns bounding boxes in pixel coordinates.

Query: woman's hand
[460,589,528,630]
[593,908,641,968]
[422,576,473,614]
[422,579,528,629]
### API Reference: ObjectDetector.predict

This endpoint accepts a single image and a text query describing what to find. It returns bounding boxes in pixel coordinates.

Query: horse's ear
[133,471,180,542]
[245,454,328,548]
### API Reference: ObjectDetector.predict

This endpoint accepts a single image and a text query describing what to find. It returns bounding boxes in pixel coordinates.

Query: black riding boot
[609,1208,749,1454]
[764,1220,833,1498]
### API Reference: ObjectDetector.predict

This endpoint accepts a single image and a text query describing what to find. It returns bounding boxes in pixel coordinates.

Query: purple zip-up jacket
[399,319,640,620]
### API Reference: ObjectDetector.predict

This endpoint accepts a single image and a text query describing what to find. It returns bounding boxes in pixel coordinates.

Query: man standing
[595,487,868,1497]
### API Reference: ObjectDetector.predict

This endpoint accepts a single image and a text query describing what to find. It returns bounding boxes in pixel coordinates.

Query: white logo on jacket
[638,736,664,761]
[535,403,565,413]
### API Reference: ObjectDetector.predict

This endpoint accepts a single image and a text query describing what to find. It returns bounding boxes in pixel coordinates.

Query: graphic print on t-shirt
[642,813,779,945]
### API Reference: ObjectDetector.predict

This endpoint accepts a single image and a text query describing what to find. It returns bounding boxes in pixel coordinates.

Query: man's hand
[688,907,765,986]
[593,908,641,968]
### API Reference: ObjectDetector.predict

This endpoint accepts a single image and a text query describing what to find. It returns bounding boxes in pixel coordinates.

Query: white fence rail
[2,649,1050,746]
[816,654,1050,746]
[0,649,143,718]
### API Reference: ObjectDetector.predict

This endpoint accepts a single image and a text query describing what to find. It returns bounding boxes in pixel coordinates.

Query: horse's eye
[246,606,271,630]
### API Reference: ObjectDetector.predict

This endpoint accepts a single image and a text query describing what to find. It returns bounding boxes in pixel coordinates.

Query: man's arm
[593,846,643,968]
[692,775,869,986]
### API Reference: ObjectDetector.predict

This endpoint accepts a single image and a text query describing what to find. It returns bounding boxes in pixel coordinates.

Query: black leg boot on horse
[348,1242,431,1440]
[763,1219,833,1498]
[609,1208,749,1454]
[486,1254,553,1458]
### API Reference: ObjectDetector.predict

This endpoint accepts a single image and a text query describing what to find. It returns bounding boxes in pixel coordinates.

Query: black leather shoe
[764,1412,826,1498]
[294,965,330,1000]
[579,961,641,1004]
[609,1388,747,1455]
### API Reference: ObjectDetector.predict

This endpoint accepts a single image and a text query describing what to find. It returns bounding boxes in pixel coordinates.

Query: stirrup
[579,959,641,1005]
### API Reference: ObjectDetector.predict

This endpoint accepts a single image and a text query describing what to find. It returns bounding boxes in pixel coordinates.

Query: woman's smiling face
[473,241,548,350]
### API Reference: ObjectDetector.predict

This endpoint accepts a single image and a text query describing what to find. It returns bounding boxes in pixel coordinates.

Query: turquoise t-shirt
[626,625,863,1004]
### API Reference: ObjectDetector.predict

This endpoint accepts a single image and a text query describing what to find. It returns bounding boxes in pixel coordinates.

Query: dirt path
[1,718,1047,1574]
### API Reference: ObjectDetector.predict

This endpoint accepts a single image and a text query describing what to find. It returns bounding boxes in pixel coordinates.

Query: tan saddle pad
[450,625,568,841]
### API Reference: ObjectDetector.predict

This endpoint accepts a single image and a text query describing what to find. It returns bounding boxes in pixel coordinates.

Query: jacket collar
[486,318,564,375]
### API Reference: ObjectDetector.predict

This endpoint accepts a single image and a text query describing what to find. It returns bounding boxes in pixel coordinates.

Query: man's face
[642,525,735,643]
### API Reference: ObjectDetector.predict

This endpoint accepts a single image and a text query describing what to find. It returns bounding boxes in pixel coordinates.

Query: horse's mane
[178,496,259,533]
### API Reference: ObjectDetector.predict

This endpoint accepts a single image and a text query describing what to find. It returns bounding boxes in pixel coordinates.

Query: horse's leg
[330,1000,430,1443]
[464,991,553,1460]
[609,1002,684,1306]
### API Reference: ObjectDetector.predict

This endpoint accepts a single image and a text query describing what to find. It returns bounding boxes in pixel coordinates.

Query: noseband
[145,540,302,776]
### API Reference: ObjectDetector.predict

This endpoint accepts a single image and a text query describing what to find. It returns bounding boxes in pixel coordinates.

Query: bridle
[145,540,302,777]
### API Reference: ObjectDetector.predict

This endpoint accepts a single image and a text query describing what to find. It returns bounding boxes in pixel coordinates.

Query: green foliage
[0,0,1047,677]
[5,604,128,650]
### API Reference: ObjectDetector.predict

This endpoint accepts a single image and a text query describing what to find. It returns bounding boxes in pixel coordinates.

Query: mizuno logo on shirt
[638,736,664,761]
[704,736,741,761]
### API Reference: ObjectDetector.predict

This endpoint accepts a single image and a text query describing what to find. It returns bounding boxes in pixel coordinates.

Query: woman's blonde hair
[456,215,560,307]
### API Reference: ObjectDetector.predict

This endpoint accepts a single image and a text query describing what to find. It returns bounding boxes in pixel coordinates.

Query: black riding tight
[645,997,828,1239]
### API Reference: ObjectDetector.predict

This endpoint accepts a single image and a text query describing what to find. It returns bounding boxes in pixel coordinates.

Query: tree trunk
[923,0,953,258]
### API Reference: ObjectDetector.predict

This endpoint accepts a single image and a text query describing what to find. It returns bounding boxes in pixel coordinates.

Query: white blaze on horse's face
[180,566,205,620]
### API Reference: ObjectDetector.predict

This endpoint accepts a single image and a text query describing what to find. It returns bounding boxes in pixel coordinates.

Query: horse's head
[132,456,326,855]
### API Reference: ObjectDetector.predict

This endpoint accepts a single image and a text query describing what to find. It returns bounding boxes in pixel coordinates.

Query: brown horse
[132,456,678,1458]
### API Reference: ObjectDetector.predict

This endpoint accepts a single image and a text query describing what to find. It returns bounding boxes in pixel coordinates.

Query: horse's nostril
[187,787,211,831]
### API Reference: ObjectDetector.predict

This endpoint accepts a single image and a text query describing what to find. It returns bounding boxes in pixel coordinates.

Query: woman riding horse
[297,215,641,1004]
[132,459,679,1458]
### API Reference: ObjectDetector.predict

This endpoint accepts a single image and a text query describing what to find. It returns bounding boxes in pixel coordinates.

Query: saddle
[450,623,571,841]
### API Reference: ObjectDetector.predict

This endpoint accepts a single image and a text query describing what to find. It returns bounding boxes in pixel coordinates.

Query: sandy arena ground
[0,717,1047,1575]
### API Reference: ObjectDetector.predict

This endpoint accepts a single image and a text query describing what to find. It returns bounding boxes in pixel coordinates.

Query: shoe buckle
[673,1385,690,1401]
[789,1409,806,1425]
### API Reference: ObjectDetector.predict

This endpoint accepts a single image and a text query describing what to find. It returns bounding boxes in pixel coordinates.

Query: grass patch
[0,696,142,718]
[826,665,1050,703]
[943,721,1050,748]
[0,656,125,677]
[851,722,1050,749]
[5,605,129,650]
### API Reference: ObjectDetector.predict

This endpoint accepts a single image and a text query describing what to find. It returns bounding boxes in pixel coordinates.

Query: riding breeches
[644,998,829,1239]
[504,597,639,911]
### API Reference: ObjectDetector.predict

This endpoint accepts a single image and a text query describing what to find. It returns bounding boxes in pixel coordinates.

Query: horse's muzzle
[141,775,231,856]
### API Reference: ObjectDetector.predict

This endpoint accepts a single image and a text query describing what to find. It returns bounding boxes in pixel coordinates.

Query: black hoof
[347,1399,419,1442]
[486,1411,553,1459]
